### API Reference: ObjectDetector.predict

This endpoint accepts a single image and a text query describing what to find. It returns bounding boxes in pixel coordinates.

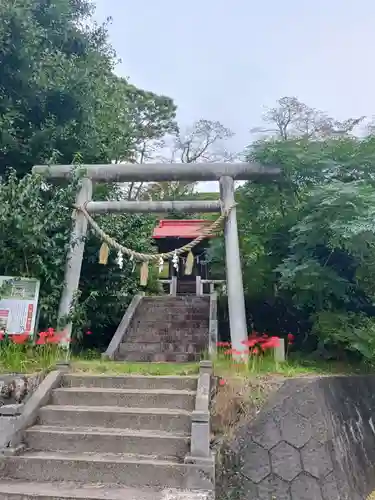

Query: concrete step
[0,481,160,499]
[127,327,209,337]
[63,374,198,392]
[116,352,201,363]
[0,481,213,499]
[142,296,209,304]
[123,336,208,348]
[25,425,190,458]
[132,313,208,321]
[52,388,196,410]
[38,405,192,434]
[118,342,198,355]
[1,452,214,490]
[130,315,209,323]
[135,302,209,309]
[126,327,209,336]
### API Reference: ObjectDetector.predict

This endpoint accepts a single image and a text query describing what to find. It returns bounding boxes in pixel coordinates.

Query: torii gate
[33,162,280,356]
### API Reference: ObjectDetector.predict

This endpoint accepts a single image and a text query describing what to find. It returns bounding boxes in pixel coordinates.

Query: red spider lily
[36,329,69,345]
[0,331,4,340]
[36,335,61,345]
[224,348,248,356]
[221,333,282,357]
[242,337,264,348]
[45,334,64,344]
[218,378,226,386]
[10,333,30,344]
[216,341,231,347]
[85,330,92,336]
[287,333,294,345]
[260,337,281,350]
[36,330,49,345]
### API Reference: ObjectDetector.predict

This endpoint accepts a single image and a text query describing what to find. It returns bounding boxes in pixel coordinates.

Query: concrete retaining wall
[217,376,375,499]
[0,373,44,408]
[0,373,45,441]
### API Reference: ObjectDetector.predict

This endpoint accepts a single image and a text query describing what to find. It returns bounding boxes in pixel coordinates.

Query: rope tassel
[185,251,194,275]
[99,242,109,265]
[140,261,149,286]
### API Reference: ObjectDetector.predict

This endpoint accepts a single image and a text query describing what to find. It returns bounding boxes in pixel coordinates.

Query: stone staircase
[0,373,214,499]
[117,296,210,362]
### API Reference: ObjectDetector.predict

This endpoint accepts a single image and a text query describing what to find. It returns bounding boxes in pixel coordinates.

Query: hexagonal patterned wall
[217,376,375,499]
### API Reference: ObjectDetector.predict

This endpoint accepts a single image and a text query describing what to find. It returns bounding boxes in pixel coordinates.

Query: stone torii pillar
[57,177,92,345]
[33,162,280,355]
[220,176,247,357]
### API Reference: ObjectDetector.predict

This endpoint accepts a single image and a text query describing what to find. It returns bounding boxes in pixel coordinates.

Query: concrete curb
[208,293,218,357]
[0,404,24,416]
[102,293,144,360]
[186,360,214,463]
[0,370,62,452]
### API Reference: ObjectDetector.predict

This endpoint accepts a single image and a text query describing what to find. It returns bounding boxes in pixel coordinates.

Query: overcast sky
[93,0,375,189]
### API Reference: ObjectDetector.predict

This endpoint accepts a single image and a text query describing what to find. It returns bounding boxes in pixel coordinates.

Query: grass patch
[213,353,371,379]
[0,344,62,374]
[0,342,371,378]
[71,359,200,376]
[212,374,282,440]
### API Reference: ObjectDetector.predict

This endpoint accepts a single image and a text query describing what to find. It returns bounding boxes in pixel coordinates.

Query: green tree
[234,129,375,360]
[206,96,375,359]
[0,0,177,177]
[0,171,157,345]
[0,0,111,175]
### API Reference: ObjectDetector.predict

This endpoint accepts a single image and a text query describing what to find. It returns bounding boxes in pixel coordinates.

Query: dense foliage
[235,136,375,361]
[0,171,157,346]
[0,0,176,176]
[0,0,175,347]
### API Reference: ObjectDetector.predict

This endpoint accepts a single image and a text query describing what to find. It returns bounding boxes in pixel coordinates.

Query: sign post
[0,276,40,335]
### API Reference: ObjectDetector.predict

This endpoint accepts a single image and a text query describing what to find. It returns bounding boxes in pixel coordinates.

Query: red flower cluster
[216,331,297,356]
[0,328,65,345]
[0,327,93,345]
[0,330,31,344]
[36,328,65,345]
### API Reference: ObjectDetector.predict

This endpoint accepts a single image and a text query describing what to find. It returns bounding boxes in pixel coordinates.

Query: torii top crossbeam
[32,162,280,182]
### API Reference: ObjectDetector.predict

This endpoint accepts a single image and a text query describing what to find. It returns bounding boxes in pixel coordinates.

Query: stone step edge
[64,374,198,381]
[8,451,186,465]
[0,481,160,500]
[53,388,196,395]
[4,454,214,492]
[26,425,190,440]
[0,481,213,499]
[40,405,192,416]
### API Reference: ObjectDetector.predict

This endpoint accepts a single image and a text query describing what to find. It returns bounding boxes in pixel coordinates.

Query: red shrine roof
[152,219,214,239]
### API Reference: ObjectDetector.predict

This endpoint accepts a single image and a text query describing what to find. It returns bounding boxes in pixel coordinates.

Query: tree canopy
[0,0,176,177]
[231,104,375,361]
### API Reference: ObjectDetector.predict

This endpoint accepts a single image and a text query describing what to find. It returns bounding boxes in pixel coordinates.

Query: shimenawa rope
[74,202,236,262]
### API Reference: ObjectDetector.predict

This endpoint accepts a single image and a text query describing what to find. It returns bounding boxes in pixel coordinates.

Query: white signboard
[0,277,40,335]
